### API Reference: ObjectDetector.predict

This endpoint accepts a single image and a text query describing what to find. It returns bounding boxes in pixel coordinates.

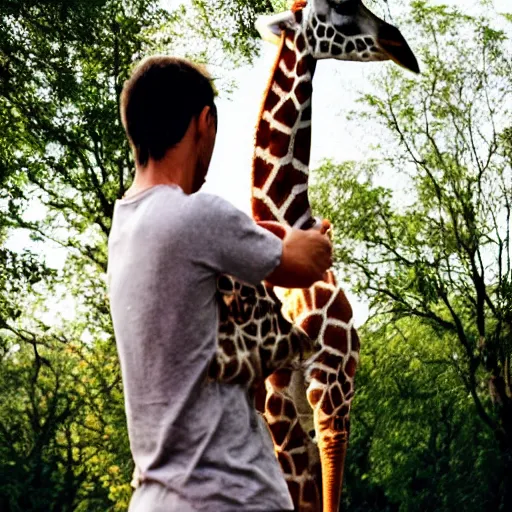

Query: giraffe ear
[255,11,296,46]
[376,22,420,73]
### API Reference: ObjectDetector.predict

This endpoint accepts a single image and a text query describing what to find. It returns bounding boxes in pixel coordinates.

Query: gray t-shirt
[107,184,293,512]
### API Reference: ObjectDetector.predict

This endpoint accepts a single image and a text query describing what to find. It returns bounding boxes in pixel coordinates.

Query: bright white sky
[202,0,511,324]
[7,0,511,327]
[204,0,510,209]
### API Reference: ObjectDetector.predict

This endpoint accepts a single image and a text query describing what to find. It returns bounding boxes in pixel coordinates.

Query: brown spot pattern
[274,66,293,93]
[323,324,348,352]
[321,393,334,415]
[267,165,307,208]
[310,368,328,384]
[282,48,297,71]
[296,58,309,77]
[261,318,271,337]
[275,339,289,361]
[267,394,283,417]
[287,480,301,506]
[314,286,332,310]
[301,104,312,121]
[327,289,353,322]
[296,34,306,52]
[269,129,291,158]
[308,388,323,407]
[338,405,349,417]
[238,361,251,383]
[252,197,276,223]
[284,399,296,419]
[318,351,343,369]
[264,88,280,113]
[221,337,236,357]
[255,118,271,150]
[293,126,312,164]
[284,190,310,226]
[286,421,307,450]
[295,80,312,105]
[274,98,298,126]
[345,356,357,378]
[330,384,342,406]
[293,451,308,475]
[245,323,257,336]
[278,452,292,474]
[351,328,360,352]
[223,359,238,380]
[268,368,292,389]
[270,420,290,447]
[334,34,345,45]
[303,479,319,504]
[301,313,323,340]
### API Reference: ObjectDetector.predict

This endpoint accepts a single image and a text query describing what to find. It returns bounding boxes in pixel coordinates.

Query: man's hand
[264,224,333,289]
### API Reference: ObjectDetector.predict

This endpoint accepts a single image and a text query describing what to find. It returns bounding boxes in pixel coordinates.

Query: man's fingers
[319,219,331,234]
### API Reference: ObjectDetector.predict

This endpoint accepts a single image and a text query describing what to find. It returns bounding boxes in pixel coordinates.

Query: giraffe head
[256,0,419,73]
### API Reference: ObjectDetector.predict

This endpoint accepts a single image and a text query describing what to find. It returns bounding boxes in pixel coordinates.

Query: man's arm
[188,193,332,288]
[262,223,333,289]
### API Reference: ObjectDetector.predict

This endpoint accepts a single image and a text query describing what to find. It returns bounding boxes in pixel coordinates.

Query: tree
[311,1,512,508]
[0,0,428,509]
[341,318,501,512]
[0,0,281,509]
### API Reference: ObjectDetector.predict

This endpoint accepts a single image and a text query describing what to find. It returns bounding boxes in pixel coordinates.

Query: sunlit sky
[202,0,510,210]
[202,0,510,324]
[7,0,511,326]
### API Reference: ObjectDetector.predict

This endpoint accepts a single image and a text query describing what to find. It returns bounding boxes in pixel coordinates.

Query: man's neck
[124,168,179,198]
[125,147,197,199]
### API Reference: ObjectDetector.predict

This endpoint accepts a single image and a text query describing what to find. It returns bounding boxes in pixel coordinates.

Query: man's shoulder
[128,187,239,219]
[188,192,244,221]
[190,191,232,209]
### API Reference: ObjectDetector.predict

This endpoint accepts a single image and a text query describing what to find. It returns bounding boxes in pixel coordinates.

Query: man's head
[120,56,217,191]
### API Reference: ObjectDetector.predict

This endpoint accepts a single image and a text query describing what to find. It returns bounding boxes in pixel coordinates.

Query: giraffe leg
[286,276,359,512]
[263,369,322,512]
[306,356,357,512]
[315,409,350,512]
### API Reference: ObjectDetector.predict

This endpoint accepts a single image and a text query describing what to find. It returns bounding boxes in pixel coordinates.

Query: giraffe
[208,1,418,510]
[250,1,419,511]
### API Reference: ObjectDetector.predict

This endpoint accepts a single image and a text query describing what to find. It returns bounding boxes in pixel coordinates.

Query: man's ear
[196,105,211,137]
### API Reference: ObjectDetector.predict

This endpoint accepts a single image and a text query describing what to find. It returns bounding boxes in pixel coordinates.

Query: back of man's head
[121,56,216,167]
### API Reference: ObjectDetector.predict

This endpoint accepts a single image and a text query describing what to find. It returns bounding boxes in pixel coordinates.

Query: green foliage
[343,318,502,512]
[190,0,275,61]
[0,323,131,512]
[0,0,280,510]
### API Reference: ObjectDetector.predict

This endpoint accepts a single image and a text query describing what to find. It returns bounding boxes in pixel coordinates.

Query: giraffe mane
[251,29,288,198]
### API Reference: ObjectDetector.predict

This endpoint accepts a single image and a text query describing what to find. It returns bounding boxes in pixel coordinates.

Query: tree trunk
[489,375,512,510]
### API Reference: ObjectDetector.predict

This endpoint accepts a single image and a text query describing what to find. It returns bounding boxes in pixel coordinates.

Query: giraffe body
[210,2,418,510]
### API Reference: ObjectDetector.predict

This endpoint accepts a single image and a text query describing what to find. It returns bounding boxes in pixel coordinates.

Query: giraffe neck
[252,24,317,229]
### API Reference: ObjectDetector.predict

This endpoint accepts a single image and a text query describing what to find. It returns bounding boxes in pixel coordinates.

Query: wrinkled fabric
[108,185,293,512]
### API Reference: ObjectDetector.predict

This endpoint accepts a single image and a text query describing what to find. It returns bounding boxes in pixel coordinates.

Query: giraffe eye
[328,0,358,16]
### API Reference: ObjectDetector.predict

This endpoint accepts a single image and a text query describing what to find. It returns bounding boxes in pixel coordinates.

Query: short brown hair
[120,56,216,166]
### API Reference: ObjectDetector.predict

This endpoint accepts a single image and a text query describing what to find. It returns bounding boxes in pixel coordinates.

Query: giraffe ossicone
[209,2,418,511]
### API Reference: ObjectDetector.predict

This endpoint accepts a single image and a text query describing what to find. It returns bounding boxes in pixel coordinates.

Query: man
[108,56,332,512]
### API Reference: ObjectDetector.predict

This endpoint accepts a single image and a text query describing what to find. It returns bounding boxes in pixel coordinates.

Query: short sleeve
[187,193,282,286]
